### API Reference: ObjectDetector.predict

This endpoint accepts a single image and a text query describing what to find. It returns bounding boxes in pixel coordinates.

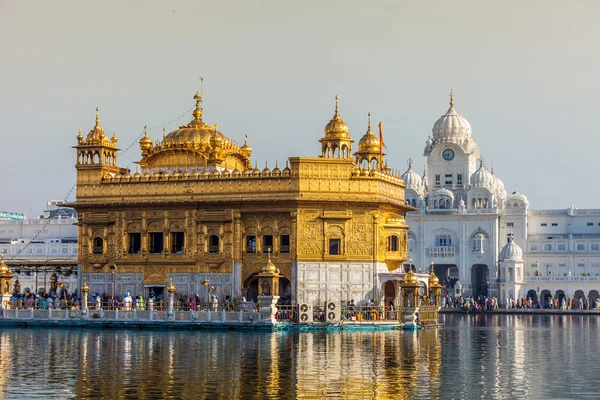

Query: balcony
[427,245,456,257]
[527,276,600,282]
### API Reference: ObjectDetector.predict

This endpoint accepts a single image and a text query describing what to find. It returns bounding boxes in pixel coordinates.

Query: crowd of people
[441,294,600,311]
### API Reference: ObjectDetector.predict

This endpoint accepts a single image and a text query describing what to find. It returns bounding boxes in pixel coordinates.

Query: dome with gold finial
[85,107,113,146]
[0,253,11,276]
[240,135,252,158]
[262,251,277,273]
[324,95,349,138]
[403,268,418,284]
[357,113,381,153]
[139,126,153,153]
[432,90,472,141]
[429,263,440,285]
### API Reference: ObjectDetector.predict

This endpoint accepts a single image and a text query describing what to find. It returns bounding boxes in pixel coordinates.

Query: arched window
[93,237,104,254]
[209,235,220,254]
[411,199,417,207]
[472,198,477,209]
[472,233,486,254]
[387,235,399,252]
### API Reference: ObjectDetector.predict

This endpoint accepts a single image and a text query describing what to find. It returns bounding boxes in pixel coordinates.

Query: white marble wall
[295,262,376,306]
[168,273,233,303]
[83,273,144,297]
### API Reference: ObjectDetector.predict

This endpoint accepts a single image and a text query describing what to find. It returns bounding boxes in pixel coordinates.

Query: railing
[527,276,600,282]
[275,305,296,322]
[428,245,456,257]
[418,305,439,326]
[341,306,401,321]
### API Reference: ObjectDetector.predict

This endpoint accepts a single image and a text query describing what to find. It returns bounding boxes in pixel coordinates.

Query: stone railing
[527,276,600,282]
[428,246,456,257]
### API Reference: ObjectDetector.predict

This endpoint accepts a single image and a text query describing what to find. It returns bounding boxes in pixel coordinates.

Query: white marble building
[402,93,600,304]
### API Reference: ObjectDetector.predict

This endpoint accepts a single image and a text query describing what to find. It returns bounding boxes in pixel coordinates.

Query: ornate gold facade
[71,91,416,303]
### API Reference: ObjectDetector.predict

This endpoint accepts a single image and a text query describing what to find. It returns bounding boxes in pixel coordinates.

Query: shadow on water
[0,315,599,399]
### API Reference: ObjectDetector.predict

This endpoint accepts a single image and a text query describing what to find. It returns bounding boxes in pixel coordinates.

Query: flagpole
[378,121,383,170]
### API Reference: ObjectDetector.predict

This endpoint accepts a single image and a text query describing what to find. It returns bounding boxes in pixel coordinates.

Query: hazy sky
[1,1,599,216]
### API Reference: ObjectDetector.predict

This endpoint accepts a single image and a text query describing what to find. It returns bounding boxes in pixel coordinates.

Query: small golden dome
[222,169,231,178]
[172,169,181,179]
[192,168,201,178]
[139,126,153,152]
[211,169,221,178]
[133,168,141,180]
[242,167,251,177]
[86,107,110,145]
[262,162,271,176]
[81,277,89,294]
[262,252,277,273]
[358,113,380,153]
[0,254,11,275]
[324,95,349,138]
[232,168,241,177]
[272,160,281,176]
[282,161,291,177]
[403,268,417,284]
[251,162,261,177]
[429,262,440,285]
[182,169,190,178]
[201,168,210,178]
[76,129,84,145]
[142,170,151,180]
[240,135,252,158]
[167,277,176,294]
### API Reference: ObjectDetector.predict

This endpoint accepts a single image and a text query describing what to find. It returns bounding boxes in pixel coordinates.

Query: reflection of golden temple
[71,88,417,305]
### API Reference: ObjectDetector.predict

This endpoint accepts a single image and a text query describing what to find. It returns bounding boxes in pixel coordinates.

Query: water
[0,314,599,399]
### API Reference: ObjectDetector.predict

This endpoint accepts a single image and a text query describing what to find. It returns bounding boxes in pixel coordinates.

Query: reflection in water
[0,315,599,398]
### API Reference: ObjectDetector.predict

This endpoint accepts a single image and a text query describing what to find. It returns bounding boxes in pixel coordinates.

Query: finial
[423,166,427,177]
[265,160,268,168]
[430,261,435,274]
[275,159,279,168]
[479,157,484,168]
[449,89,454,107]
[515,184,519,193]
[367,112,371,131]
[95,107,100,128]
[200,77,204,97]
[112,130,117,139]
[163,127,166,138]
[285,160,289,168]
[334,95,339,117]
[267,247,272,260]
[408,158,413,168]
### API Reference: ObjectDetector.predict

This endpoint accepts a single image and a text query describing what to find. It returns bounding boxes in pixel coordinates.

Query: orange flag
[378,121,386,147]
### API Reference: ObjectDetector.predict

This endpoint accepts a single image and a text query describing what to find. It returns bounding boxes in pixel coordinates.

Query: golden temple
[72,90,416,305]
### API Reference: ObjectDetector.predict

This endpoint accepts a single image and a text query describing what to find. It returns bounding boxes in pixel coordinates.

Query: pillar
[81,277,89,318]
[167,277,175,318]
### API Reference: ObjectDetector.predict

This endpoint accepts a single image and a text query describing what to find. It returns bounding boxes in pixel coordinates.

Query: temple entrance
[526,289,538,303]
[471,264,489,298]
[145,285,165,302]
[434,264,458,288]
[243,274,290,303]
[383,280,399,305]
[555,290,566,305]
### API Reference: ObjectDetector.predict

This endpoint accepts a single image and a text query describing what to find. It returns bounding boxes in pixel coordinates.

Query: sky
[1,1,599,216]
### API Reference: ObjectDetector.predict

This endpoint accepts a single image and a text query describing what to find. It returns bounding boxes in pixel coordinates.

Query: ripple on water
[0,315,598,399]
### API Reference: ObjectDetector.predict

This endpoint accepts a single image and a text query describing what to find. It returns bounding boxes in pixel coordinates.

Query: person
[148,296,154,311]
[211,294,218,311]
[189,295,196,311]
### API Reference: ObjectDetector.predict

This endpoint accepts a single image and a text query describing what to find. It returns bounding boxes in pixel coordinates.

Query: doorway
[146,285,165,302]
[471,264,489,298]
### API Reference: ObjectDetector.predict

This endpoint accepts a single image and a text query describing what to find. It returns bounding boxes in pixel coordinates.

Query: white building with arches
[402,93,600,304]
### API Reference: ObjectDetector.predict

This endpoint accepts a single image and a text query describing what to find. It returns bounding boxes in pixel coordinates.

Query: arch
[407,231,416,252]
[93,152,100,164]
[434,199,439,208]
[574,290,585,301]
[470,230,488,254]
[411,199,416,207]
[540,289,552,308]
[92,237,104,254]
[526,289,538,303]
[471,264,489,298]
[341,145,349,159]
[589,290,600,304]
[208,235,220,253]
[387,235,399,252]
[555,289,566,305]
[370,158,378,170]
[472,198,477,208]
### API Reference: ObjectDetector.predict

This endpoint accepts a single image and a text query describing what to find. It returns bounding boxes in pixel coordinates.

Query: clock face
[442,149,455,161]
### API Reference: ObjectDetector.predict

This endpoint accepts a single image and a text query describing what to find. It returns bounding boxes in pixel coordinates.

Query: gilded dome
[161,92,228,148]
[403,268,418,284]
[139,126,153,152]
[240,135,252,158]
[324,95,349,138]
[85,108,112,146]
[358,113,380,153]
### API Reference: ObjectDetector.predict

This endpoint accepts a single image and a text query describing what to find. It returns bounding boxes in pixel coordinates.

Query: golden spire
[139,125,153,152]
[334,95,339,117]
[367,112,371,131]
[449,89,454,107]
[323,95,349,138]
[111,130,118,144]
[82,277,89,294]
[191,91,203,124]
[262,248,277,273]
[95,107,100,128]
[76,128,83,144]
[167,277,176,294]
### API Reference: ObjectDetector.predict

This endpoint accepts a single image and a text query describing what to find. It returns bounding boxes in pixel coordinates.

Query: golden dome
[81,277,89,294]
[262,252,277,273]
[262,162,271,176]
[240,135,252,158]
[85,107,110,145]
[324,95,349,138]
[0,254,10,275]
[272,160,281,176]
[403,268,417,284]
[429,262,440,285]
[139,126,153,152]
[358,113,380,153]
[167,277,176,294]
[161,92,228,149]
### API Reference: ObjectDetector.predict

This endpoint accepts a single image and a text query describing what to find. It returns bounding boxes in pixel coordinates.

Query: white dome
[500,236,523,261]
[507,187,529,207]
[432,187,454,198]
[401,159,422,189]
[432,94,472,140]
[470,160,494,189]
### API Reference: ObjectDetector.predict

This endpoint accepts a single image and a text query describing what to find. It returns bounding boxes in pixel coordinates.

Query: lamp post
[81,277,89,317]
[110,264,117,309]
[167,277,175,318]
[201,279,209,305]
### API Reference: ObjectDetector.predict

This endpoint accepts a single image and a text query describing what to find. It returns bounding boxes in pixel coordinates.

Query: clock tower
[422,92,481,209]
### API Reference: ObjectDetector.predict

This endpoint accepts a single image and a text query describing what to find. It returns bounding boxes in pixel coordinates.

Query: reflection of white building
[404,93,600,303]
[0,202,78,294]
